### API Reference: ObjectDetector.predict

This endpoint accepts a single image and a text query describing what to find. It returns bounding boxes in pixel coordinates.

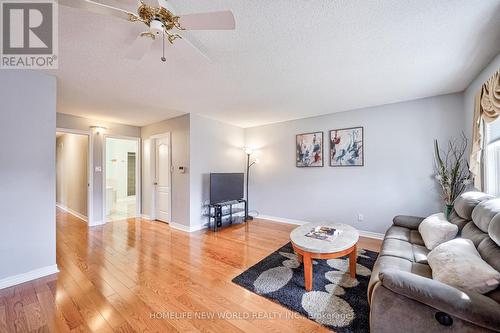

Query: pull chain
[161,30,166,62]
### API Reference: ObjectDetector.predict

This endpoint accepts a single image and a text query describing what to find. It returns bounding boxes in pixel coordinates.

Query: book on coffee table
[304,226,340,242]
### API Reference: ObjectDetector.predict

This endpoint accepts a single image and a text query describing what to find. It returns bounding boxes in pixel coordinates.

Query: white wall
[56,113,140,225]
[245,93,465,234]
[463,52,500,142]
[141,114,190,226]
[189,114,246,229]
[56,133,88,218]
[0,71,58,285]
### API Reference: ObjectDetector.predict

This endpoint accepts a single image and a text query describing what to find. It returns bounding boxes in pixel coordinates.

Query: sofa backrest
[449,191,494,230]
[454,193,500,302]
[461,198,500,272]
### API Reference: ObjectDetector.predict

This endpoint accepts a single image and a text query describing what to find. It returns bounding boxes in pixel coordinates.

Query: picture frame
[329,127,364,167]
[296,131,324,167]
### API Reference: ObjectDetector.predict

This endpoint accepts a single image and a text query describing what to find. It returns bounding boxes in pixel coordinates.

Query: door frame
[56,127,94,225]
[102,134,141,222]
[149,132,172,223]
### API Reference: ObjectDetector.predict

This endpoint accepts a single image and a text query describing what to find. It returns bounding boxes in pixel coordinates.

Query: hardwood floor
[0,208,381,333]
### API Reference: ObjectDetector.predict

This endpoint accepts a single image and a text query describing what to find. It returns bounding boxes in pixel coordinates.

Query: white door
[155,137,171,222]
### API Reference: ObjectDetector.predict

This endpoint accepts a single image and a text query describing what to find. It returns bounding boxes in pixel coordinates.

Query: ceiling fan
[58,0,235,61]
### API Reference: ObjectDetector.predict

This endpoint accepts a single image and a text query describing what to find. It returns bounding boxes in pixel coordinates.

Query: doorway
[104,136,140,222]
[56,130,91,223]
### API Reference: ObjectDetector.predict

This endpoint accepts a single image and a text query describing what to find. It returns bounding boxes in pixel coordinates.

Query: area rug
[232,242,378,332]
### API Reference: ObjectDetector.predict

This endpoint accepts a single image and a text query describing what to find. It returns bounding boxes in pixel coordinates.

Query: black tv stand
[206,199,247,231]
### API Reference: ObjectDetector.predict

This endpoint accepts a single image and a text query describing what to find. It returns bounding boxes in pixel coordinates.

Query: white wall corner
[258,215,384,240]
[0,265,59,290]
[56,203,88,222]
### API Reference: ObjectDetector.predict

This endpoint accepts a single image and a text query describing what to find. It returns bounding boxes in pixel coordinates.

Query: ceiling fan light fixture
[150,19,164,35]
[59,0,235,62]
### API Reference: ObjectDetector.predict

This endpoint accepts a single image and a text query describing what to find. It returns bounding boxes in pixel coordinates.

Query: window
[485,121,500,196]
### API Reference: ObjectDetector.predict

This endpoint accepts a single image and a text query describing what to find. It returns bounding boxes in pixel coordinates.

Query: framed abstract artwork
[296,132,324,167]
[329,127,364,167]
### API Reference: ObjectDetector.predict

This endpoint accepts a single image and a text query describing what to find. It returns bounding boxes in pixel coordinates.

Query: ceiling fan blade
[175,33,212,63]
[179,10,235,30]
[125,35,155,60]
[58,0,136,21]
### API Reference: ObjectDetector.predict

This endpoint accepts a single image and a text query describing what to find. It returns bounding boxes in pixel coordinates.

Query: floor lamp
[244,147,259,220]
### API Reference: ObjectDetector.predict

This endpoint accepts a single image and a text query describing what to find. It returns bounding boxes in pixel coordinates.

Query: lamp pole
[244,148,258,221]
[246,152,254,220]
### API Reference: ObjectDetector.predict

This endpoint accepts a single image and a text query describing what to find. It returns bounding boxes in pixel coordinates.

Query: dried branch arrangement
[434,134,472,205]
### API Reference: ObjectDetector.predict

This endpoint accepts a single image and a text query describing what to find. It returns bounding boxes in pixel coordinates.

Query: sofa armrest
[392,215,424,230]
[379,269,500,331]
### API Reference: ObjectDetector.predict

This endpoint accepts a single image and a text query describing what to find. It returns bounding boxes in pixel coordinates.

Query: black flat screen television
[210,173,244,204]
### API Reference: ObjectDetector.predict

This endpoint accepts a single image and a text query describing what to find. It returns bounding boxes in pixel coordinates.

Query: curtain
[470,70,500,190]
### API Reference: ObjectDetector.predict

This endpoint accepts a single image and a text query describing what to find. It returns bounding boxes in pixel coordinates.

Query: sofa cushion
[477,237,500,273]
[462,221,490,247]
[385,225,425,246]
[488,212,500,246]
[448,209,469,231]
[412,244,430,264]
[380,238,414,261]
[379,237,430,263]
[428,238,500,294]
[367,255,432,303]
[418,213,458,250]
[409,230,425,246]
[454,191,494,220]
[385,225,411,242]
[472,198,500,233]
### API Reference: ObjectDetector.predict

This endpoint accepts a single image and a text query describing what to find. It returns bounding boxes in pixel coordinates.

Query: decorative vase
[445,204,453,219]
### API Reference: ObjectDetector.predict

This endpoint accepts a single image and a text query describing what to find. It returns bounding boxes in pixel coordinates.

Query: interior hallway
[0,209,381,332]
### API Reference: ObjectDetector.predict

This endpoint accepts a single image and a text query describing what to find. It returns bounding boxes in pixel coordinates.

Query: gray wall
[141,114,190,226]
[0,71,57,280]
[189,114,246,228]
[56,133,88,217]
[463,52,500,143]
[245,94,465,234]
[56,113,140,225]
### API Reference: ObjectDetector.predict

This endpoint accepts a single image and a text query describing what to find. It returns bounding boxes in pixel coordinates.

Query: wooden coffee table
[290,222,359,291]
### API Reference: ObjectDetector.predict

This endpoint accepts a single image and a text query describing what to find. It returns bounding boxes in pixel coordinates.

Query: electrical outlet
[358,214,364,222]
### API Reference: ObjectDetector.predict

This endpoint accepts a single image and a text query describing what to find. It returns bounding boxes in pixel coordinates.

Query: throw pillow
[418,213,458,250]
[428,238,500,294]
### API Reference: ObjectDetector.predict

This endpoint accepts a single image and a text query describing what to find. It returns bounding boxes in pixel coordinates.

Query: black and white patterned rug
[232,242,378,332]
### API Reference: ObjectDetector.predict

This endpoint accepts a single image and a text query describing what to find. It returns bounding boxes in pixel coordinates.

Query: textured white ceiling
[50,0,500,128]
